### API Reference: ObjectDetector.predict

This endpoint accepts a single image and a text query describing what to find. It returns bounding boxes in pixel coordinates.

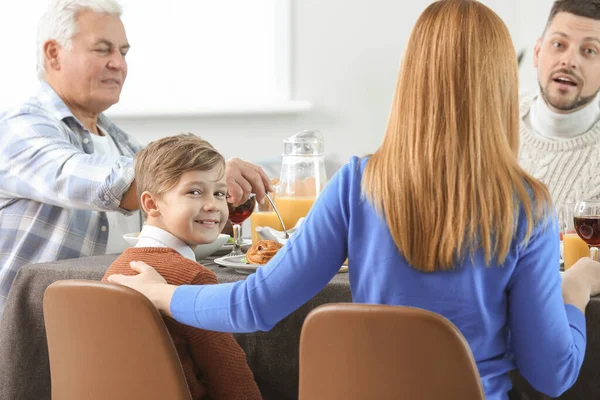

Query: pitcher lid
[283,130,324,155]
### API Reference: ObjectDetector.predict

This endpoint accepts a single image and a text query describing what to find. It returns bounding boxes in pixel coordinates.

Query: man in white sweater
[519,0,600,207]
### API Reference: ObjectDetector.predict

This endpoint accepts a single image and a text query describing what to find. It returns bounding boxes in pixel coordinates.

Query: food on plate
[246,240,283,265]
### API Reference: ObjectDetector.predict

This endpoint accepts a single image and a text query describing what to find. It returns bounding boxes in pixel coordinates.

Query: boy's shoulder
[103,247,215,285]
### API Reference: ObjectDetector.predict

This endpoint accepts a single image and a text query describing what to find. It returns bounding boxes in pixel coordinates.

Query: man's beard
[539,83,599,112]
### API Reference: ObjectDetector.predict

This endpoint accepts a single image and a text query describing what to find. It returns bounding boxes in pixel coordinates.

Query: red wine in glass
[228,196,256,224]
[574,216,600,246]
[225,196,256,257]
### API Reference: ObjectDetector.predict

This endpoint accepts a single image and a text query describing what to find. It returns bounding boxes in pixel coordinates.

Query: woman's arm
[110,160,359,332]
[507,217,597,397]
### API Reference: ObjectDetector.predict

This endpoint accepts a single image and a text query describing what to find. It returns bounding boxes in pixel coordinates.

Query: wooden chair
[43,280,192,400]
[299,303,485,400]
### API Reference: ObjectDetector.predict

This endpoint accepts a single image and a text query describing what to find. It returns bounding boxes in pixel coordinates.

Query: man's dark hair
[546,0,600,28]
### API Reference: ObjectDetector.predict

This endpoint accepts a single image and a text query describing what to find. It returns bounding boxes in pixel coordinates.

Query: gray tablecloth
[0,255,598,400]
[0,255,350,400]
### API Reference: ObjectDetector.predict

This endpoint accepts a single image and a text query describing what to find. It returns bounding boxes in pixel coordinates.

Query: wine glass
[225,195,257,257]
[573,199,600,261]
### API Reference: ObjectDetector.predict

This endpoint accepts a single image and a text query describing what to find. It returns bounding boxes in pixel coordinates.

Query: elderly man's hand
[226,158,273,206]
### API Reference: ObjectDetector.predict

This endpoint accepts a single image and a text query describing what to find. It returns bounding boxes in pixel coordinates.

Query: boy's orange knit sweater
[102,247,262,400]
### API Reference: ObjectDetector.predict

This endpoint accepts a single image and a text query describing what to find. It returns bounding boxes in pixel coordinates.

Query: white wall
[517,0,556,94]
[112,0,530,176]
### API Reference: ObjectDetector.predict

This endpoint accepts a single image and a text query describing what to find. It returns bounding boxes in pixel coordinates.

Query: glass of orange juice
[250,195,284,245]
[560,203,589,269]
[250,178,284,245]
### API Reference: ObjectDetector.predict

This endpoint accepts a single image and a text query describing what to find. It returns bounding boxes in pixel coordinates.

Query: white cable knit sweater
[518,93,600,207]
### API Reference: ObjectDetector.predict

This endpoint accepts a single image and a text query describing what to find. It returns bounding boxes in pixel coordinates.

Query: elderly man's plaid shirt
[0,82,142,317]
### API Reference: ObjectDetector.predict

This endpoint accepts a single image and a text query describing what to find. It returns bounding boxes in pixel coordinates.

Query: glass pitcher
[275,130,327,230]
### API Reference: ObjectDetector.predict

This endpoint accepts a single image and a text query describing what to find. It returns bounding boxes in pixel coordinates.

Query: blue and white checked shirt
[0,82,142,316]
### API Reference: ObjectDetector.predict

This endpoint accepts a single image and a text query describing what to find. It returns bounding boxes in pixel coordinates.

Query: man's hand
[119,179,140,211]
[226,158,273,206]
[108,261,176,317]
[562,257,600,314]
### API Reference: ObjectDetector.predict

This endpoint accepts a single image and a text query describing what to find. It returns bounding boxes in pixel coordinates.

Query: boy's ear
[140,191,161,218]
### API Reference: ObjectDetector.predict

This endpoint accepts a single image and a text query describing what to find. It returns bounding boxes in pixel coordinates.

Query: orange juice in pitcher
[274,196,316,230]
[277,130,327,228]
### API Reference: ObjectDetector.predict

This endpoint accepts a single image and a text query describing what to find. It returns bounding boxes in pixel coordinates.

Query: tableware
[563,233,588,269]
[256,217,305,245]
[212,239,252,257]
[221,238,252,250]
[226,195,257,257]
[122,232,230,260]
[214,254,348,274]
[265,193,289,239]
[251,209,282,245]
[573,199,600,261]
[193,234,230,260]
[251,189,284,245]
[214,255,260,274]
[276,130,327,229]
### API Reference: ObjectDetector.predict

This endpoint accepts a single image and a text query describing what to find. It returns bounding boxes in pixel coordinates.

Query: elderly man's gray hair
[36,0,123,80]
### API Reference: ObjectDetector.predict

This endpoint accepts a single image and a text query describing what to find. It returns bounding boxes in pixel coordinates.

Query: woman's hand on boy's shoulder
[108,261,176,317]
[226,158,273,206]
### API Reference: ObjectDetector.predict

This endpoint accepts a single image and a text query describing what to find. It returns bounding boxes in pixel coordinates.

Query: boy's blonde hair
[135,133,226,218]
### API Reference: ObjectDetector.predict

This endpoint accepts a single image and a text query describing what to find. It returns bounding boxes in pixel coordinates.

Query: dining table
[0,254,599,400]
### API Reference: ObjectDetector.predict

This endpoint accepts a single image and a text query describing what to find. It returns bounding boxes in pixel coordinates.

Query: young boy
[102,134,262,400]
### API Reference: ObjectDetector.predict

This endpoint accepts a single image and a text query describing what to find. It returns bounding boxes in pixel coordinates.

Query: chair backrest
[299,303,485,400]
[43,280,192,400]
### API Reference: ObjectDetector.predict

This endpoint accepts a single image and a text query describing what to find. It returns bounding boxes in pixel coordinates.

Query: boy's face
[150,168,229,246]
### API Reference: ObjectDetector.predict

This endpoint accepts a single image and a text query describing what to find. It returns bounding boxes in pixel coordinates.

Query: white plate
[214,255,349,275]
[214,255,260,274]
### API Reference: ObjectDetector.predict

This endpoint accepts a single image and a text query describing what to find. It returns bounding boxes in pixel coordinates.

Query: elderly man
[0,0,270,316]
[519,0,600,206]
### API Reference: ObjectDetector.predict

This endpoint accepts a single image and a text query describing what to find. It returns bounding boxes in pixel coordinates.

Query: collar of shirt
[526,90,600,141]
[37,81,138,151]
[38,80,74,122]
[136,225,196,262]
